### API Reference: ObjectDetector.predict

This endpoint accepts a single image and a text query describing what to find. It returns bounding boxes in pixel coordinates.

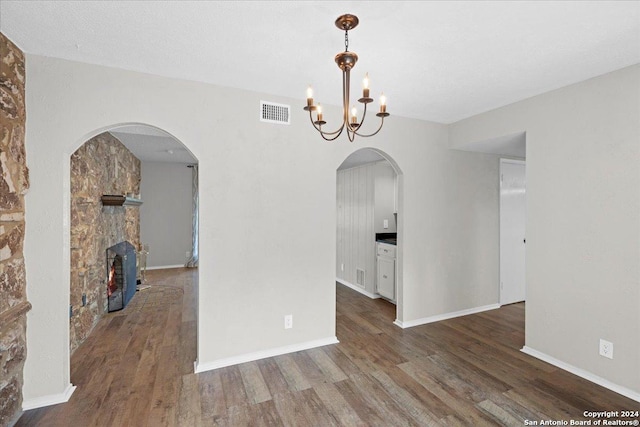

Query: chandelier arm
[307,109,346,136]
[307,110,347,140]
[319,125,346,141]
[361,102,368,127]
[352,102,368,133]
[321,127,347,138]
[351,116,386,138]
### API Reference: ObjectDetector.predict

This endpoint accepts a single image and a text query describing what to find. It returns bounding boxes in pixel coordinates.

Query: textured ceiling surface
[110,125,197,164]
[2,2,635,409]
[1,0,638,126]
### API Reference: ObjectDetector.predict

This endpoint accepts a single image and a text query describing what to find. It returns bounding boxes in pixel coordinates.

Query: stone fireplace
[0,32,31,427]
[70,132,140,353]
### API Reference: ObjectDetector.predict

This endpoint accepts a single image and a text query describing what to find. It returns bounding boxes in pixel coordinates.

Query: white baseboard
[521,346,640,403]
[146,264,186,271]
[22,383,76,410]
[394,303,500,329]
[336,278,380,299]
[194,336,339,374]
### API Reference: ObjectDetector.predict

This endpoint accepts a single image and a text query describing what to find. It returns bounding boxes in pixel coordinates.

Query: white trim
[146,264,186,271]
[394,304,500,329]
[22,383,76,410]
[500,158,526,166]
[521,346,640,403]
[194,336,339,374]
[336,278,380,299]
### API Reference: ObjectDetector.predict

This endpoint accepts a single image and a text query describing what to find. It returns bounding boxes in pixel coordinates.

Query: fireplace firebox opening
[106,241,137,312]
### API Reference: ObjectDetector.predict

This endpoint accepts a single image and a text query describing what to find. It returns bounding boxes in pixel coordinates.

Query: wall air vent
[356,268,365,288]
[260,101,290,125]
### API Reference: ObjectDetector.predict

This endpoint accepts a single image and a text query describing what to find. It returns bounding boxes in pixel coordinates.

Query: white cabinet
[376,243,396,258]
[376,242,396,302]
[377,257,395,301]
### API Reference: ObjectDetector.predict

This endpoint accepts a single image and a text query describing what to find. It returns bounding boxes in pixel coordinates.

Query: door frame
[499,158,526,305]
[335,148,404,325]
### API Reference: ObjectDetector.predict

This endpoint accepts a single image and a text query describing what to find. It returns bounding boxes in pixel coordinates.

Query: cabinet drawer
[376,257,396,301]
[376,243,396,258]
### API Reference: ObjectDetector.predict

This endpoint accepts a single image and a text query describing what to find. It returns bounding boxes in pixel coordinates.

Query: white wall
[399,138,501,323]
[374,161,397,234]
[336,163,376,294]
[23,55,503,403]
[140,162,193,268]
[450,64,640,396]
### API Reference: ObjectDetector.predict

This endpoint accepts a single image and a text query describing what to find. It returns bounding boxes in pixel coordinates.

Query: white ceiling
[109,125,197,164]
[1,1,638,126]
[453,132,526,158]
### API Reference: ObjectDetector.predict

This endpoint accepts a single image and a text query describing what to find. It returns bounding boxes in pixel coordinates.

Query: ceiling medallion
[304,14,389,142]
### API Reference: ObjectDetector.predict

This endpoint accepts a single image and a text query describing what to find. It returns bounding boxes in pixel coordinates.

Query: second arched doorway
[335,148,403,324]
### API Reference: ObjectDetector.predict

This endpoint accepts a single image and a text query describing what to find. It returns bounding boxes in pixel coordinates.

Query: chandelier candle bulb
[363,73,370,98]
[317,104,323,121]
[351,107,358,124]
[380,93,387,113]
[306,86,314,107]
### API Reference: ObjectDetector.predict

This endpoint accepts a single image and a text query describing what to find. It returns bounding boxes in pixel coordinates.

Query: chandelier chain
[344,30,349,52]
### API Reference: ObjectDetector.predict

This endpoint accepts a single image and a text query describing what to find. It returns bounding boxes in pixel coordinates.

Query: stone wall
[70,132,140,353]
[0,32,31,427]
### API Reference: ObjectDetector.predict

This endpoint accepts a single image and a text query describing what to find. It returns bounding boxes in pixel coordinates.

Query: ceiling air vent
[260,101,290,125]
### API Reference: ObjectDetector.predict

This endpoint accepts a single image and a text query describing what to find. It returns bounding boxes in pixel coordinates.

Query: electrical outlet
[284,314,293,329]
[599,339,613,359]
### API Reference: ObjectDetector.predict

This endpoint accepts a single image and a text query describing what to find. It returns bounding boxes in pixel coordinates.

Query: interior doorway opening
[68,123,199,369]
[500,158,526,305]
[336,148,404,324]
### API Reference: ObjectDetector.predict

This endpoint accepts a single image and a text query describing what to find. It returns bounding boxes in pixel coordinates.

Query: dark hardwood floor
[17,269,637,426]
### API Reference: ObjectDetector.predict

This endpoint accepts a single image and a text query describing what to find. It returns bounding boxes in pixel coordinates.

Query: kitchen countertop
[376,232,397,246]
[376,238,397,245]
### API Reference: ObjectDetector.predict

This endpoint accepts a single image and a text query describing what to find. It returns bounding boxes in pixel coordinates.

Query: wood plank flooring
[17,269,638,426]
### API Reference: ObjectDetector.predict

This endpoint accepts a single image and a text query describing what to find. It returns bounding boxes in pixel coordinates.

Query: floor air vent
[356,269,365,288]
[260,101,290,125]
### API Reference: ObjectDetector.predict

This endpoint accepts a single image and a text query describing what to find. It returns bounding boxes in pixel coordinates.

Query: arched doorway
[67,123,199,369]
[336,148,404,323]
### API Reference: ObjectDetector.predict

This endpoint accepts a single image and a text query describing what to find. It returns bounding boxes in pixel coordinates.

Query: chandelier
[304,14,389,142]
